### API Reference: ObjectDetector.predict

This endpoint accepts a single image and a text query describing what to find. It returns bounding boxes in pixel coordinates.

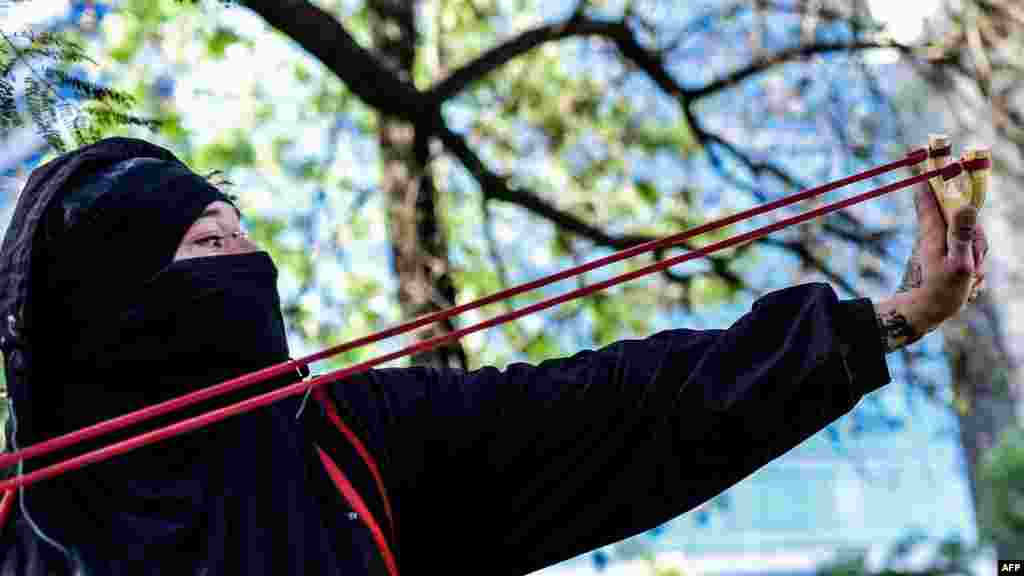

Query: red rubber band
[0,162,948,493]
[0,490,13,531]
[0,150,928,475]
[963,158,991,171]
[941,162,964,181]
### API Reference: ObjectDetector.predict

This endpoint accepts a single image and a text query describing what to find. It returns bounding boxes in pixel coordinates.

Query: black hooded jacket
[0,138,891,575]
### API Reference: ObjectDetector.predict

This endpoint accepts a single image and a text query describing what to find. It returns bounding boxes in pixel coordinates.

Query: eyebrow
[198,204,243,221]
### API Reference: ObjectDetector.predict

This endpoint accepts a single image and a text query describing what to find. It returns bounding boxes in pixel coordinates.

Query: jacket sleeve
[325,282,891,575]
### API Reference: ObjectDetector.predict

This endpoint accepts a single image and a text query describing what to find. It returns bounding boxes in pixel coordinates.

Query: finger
[947,206,978,277]
[973,226,989,266]
[969,275,985,303]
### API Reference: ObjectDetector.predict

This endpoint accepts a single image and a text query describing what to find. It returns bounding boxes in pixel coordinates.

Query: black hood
[0,137,232,449]
[0,138,312,575]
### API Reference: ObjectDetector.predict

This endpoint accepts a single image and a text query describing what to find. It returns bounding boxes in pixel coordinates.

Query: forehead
[193,201,241,224]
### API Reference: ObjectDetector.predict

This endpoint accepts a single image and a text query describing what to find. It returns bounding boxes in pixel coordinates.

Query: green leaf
[636,180,659,205]
[207,27,242,59]
[158,109,188,142]
[197,131,257,167]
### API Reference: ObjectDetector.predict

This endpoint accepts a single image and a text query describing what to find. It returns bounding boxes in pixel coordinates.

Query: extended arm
[326,283,889,575]
[321,177,988,575]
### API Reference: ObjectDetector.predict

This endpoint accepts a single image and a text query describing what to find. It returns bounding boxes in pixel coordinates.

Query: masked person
[0,137,988,575]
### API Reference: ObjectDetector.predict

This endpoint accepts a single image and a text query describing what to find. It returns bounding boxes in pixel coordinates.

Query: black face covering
[30,151,297,459]
[29,250,298,561]
[28,155,289,439]
[62,250,292,453]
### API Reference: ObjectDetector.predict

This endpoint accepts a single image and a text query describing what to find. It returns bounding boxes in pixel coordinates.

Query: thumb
[947,206,978,276]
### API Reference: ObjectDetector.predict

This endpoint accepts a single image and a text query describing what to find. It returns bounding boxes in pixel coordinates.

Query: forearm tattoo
[898,240,923,293]
[877,310,921,353]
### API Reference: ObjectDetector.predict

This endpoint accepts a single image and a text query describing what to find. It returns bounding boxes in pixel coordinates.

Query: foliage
[977,426,1024,549]
[0,26,160,152]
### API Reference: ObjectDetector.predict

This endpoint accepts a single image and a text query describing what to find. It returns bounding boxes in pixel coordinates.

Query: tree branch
[430,19,619,103]
[240,0,424,120]
[689,40,911,100]
[439,122,772,294]
[683,105,895,258]
[428,16,688,105]
[423,8,899,272]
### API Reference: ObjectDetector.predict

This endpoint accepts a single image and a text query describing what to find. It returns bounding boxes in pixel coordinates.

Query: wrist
[873,291,935,353]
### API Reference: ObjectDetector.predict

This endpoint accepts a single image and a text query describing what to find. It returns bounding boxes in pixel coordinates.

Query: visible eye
[195,235,225,249]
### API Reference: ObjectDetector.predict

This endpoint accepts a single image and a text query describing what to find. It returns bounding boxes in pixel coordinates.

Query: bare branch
[438,122,743,276]
[438,122,885,297]
[690,40,911,100]
[683,104,893,258]
[430,19,619,103]
[428,16,687,105]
